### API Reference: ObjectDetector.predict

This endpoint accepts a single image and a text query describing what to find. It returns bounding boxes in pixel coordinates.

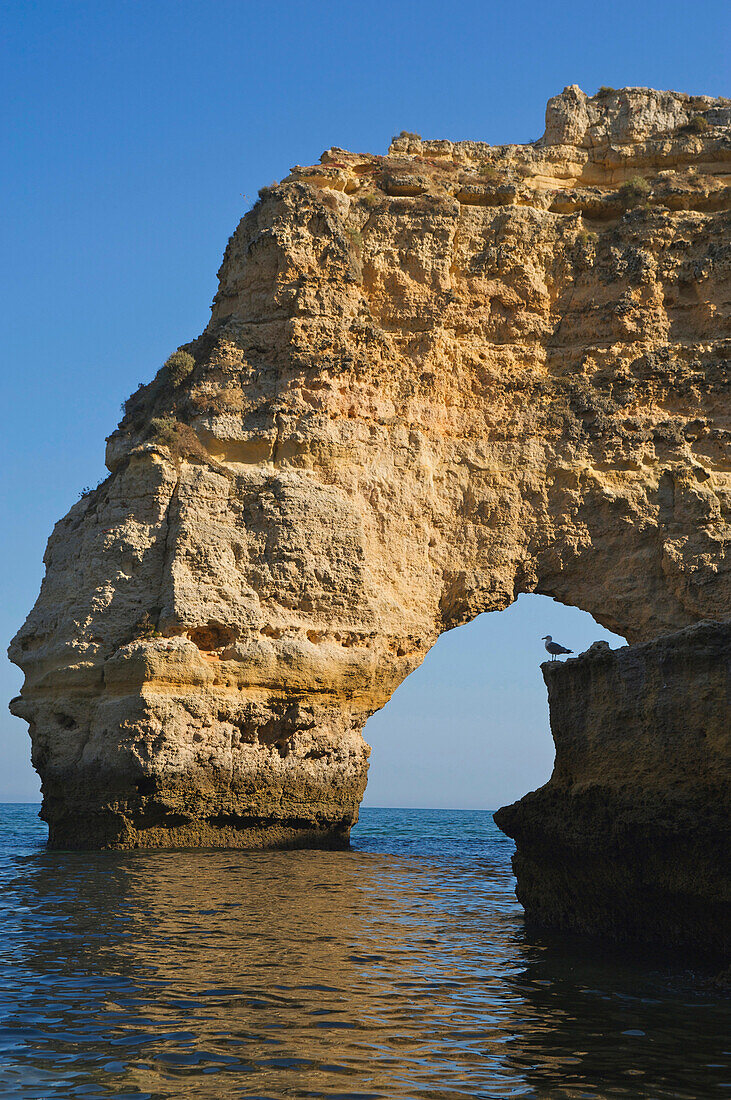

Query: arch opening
[362,594,626,811]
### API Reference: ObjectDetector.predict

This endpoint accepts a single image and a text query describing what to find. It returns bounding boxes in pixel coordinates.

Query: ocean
[0,804,728,1099]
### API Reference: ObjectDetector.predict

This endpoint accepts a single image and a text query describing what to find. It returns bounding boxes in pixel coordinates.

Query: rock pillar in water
[495,622,730,963]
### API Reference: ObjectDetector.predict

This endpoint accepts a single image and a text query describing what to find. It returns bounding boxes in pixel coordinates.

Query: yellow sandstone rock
[9,86,731,851]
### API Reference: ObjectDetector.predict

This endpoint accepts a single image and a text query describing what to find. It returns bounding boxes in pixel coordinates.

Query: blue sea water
[0,804,728,1099]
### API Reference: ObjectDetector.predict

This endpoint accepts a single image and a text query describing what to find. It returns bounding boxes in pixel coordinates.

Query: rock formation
[9,86,731,856]
[495,621,730,963]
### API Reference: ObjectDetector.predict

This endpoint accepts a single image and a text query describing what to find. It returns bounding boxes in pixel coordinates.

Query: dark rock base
[45,811,352,851]
[495,621,730,966]
[496,790,728,964]
[38,765,363,851]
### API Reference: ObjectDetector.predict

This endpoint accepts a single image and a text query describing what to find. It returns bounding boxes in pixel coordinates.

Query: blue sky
[1,0,726,805]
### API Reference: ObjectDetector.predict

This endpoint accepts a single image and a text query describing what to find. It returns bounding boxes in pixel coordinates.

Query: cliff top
[392,85,731,153]
[282,84,730,194]
[107,82,730,489]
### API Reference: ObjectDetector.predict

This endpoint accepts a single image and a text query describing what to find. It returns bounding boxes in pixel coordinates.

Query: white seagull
[541,635,573,661]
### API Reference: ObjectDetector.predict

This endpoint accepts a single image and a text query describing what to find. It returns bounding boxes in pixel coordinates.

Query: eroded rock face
[495,621,730,963]
[9,85,731,849]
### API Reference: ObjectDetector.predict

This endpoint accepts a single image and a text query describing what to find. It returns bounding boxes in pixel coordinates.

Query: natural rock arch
[9,85,730,851]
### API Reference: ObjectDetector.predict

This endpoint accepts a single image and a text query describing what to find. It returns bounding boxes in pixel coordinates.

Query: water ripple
[0,804,727,1099]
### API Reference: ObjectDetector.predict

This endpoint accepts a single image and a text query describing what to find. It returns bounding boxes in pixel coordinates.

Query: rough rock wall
[495,621,730,963]
[9,85,731,848]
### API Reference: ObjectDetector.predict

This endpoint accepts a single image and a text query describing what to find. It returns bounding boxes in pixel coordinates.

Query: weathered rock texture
[9,85,731,851]
[495,621,730,963]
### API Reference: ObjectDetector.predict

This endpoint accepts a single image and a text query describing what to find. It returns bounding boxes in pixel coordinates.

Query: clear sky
[1,0,726,805]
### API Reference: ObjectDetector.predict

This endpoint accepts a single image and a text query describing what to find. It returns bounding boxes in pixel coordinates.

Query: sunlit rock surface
[9,85,731,851]
[495,621,730,963]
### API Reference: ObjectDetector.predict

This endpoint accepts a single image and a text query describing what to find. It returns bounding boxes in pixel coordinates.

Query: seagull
[542,635,573,661]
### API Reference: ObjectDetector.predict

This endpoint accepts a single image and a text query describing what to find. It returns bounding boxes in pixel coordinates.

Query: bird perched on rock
[541,635,573,661]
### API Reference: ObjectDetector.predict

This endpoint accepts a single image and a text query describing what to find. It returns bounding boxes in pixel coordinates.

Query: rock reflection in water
[0,806,728,1099]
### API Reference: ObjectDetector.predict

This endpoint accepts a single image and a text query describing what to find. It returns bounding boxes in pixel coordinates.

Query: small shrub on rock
[120,349,195,427]
[684,114,711,134]
[148,417,179,444]
[619,176,650,206]
[120,380,155,425]
[78,479,104,498]
[133,612,162,640]
[164,350,195,386]
[148,417,207,462]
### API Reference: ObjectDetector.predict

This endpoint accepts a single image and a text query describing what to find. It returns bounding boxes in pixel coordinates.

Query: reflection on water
[0,805,728,1099]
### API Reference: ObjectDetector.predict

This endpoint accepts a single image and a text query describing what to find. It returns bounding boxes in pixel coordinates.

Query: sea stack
[495,621,730,963]
[9,87,730,955]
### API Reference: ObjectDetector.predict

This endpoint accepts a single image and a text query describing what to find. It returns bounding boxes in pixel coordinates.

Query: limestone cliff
[9,85,731,850]
[495,621,730,963]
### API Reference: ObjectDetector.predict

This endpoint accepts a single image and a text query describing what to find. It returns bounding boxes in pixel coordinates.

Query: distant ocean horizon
[0,805,510,814]
[1,803,728,1099]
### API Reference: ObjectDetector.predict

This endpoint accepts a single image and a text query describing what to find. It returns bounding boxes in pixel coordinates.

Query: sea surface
[0,805,728,1100]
